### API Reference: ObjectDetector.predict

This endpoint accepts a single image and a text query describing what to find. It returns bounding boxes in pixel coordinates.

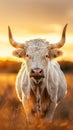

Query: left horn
[8,26,25,48]
[50,24,68,49]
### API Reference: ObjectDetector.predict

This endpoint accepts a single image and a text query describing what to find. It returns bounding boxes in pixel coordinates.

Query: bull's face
[8,24,67,84]
[24,42,49,84]
[23,40,63,84]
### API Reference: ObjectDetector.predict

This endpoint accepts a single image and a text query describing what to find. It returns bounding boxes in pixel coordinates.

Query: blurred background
[0,0,73,130]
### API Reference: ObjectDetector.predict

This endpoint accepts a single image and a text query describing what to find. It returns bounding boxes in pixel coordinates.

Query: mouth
[30,75,45,84]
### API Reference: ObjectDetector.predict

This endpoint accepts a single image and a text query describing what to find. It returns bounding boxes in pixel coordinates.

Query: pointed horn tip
[8,26,10,34]
[64,23,68,29]
[8,26,12,39]
[62,23,68,37]
[8,26,12,34]
[8,26,11,31]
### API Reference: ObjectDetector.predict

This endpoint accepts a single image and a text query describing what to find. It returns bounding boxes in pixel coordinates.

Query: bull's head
[8,24,67,84]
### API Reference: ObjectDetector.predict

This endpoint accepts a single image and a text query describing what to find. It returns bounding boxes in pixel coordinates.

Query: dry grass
[0,73,73,130]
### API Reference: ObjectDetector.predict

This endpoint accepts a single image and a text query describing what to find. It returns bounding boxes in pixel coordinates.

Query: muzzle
[30,68,44,84]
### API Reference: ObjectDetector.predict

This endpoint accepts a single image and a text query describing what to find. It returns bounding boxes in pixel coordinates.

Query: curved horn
[50,24,68,49]
[8,26,25,48]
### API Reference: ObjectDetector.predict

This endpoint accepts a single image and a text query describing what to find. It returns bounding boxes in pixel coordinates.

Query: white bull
[8,24,67,125]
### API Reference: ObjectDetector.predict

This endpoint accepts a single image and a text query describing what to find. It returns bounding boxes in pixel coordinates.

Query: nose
[31,68,44,77]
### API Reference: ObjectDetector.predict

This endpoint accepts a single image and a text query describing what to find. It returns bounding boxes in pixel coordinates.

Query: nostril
[31,70,35,74]
[31,68,43,75]
[39,70,43,74]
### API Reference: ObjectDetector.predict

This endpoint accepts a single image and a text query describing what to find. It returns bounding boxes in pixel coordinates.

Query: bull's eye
[24,54,29,59]
[25,54,32,59]
[26,54,29,57]
[46,55,49,58]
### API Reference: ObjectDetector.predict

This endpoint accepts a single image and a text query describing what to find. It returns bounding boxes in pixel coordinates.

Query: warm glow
[0,0,73,62]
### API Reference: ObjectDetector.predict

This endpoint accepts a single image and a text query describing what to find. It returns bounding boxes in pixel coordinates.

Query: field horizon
[0,58,73,73]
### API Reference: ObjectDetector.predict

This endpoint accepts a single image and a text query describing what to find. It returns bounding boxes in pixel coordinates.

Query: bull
[8,24,67,126]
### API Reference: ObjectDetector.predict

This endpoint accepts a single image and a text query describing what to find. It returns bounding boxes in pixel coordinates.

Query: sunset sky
[0,0,73,61]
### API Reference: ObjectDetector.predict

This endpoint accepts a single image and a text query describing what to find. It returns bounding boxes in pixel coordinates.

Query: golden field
[0,60,73,130]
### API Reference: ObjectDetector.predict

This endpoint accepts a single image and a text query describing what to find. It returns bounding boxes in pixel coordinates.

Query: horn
[50,24,68,49]
[8,26,25,48]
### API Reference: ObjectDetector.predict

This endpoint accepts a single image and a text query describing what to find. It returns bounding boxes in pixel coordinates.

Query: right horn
[8,26,25,49]
[50,24,68,49]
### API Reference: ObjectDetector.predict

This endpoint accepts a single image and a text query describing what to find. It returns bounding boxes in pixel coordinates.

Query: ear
[49,49,63,59]
[12,48,26,58]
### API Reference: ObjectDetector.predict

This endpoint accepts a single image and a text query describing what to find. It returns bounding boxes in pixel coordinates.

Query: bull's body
[16,60,67,123]
[8,24,67,125]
